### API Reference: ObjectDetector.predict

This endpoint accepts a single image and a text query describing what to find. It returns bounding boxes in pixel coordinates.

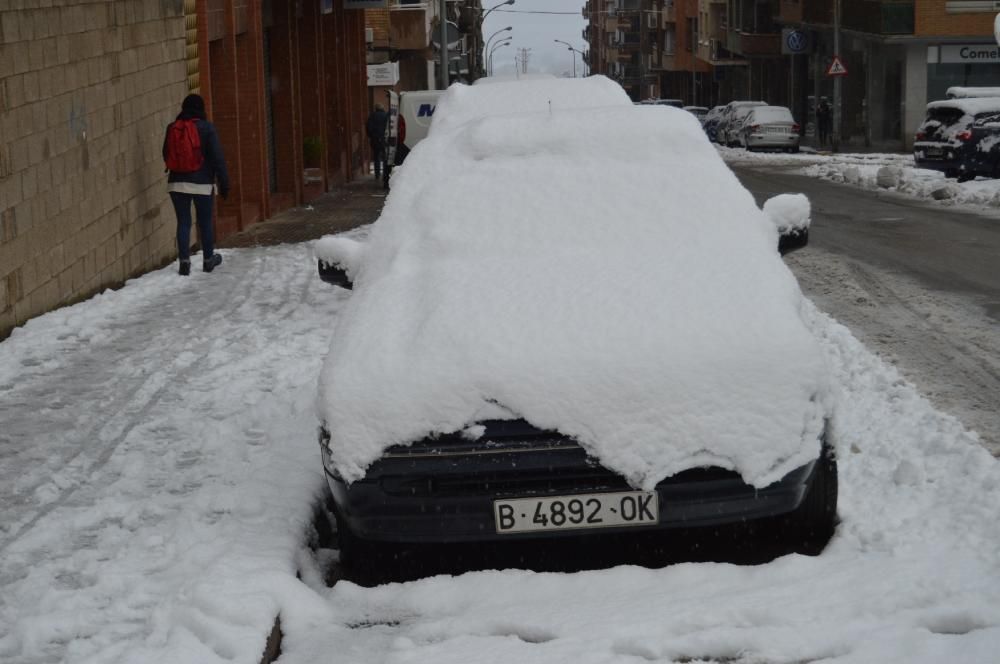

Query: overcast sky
[482,0,588,78]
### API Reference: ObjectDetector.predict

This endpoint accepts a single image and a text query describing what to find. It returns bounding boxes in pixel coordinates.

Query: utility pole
[438,0,449,90]
[517,47,531,73]
[832,0,841,152]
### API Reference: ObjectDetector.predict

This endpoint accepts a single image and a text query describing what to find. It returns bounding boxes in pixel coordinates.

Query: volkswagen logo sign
[782,29,810,55]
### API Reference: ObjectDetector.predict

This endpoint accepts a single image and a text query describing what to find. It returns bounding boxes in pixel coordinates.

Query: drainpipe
[832,0,841,152]
[438,0,449,89]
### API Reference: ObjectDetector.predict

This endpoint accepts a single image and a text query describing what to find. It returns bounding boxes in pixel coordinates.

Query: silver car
[739,106,801,152]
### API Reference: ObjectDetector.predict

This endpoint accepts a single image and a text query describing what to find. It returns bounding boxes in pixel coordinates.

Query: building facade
[0,0,369,339]
[586,0,998,148]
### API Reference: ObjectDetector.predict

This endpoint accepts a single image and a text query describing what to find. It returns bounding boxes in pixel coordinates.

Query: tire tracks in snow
[788,249,1000,455]
[0,253,269,555]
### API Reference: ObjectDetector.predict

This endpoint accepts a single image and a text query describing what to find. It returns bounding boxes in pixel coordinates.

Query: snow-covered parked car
[913,97,1000,177]
[315,77,835,577]
[738,105,801,152]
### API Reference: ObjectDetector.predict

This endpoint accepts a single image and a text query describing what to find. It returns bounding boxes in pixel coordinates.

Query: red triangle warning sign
[826,56,848,77]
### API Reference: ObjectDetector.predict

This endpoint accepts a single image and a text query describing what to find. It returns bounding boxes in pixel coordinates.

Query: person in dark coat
[163,93,230,275]
[366,104,389,179]
[816,97,832,148]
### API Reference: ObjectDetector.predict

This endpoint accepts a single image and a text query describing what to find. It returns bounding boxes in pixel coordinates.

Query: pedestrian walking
[366,104,389,180]
[816,97,832,148]
[163,93,229,276]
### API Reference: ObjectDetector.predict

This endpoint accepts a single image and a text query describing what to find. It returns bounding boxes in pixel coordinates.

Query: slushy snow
[318,77,829,490]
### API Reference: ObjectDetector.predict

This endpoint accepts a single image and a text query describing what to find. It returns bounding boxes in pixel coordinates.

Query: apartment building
[587,1,997,150]
[775,0,997,150]
[0,0,369,338]
[584,0,664,101]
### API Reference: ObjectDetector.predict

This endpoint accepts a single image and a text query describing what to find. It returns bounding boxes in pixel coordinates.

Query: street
[734,165,1000,455]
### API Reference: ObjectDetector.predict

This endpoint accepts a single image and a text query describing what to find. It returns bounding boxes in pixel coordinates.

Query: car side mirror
[318,261,353,289]
[778,228,809,256]
[762,193,811,256]
[315,235,366,290]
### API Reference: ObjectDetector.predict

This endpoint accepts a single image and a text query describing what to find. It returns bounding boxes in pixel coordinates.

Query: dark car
[320,418,836,567]
[315,78,836,580]
[914,99,1000,177]
[958,111,1000,181]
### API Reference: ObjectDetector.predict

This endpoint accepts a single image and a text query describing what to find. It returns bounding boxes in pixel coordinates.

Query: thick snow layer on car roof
[318,77,830,490]
[429,76,631,135]
[927,97,1000,115]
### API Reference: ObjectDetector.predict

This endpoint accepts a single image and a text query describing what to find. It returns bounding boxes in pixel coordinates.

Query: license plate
[926,148,943,157]
[766,127,786,134]
[494,491,658,534]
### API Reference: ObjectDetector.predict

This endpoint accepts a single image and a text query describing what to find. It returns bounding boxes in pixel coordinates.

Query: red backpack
[165,119,204,173]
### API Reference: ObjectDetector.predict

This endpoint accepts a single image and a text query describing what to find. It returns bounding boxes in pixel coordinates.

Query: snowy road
[2,237,1000,663]
[734,165,1000,455]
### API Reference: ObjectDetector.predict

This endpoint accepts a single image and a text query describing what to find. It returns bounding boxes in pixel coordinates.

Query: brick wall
[916,1,997,37]
[0,0,188,339]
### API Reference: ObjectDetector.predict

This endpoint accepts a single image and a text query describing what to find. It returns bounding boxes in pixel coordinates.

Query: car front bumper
[322,440,817,544]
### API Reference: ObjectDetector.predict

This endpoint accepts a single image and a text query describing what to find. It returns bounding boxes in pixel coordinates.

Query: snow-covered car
[913,98,1000,177]
[958,110,1000,181]
[702,104,726,140]
[738,105,801,152]
[315,77,835,576]
[717,100,766,146]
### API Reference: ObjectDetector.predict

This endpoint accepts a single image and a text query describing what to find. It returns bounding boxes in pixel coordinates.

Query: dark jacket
[366,109,388,144]
[163,112,230,196]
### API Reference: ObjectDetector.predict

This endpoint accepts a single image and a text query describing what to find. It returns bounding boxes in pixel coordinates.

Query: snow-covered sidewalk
[718,146,1000,209]
[2,241,1000,663]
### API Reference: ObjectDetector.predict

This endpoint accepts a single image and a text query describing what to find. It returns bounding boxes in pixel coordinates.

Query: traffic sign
[826,55,848,77]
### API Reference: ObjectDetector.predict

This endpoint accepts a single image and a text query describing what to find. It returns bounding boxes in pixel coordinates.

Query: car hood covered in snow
[318,77,830,490]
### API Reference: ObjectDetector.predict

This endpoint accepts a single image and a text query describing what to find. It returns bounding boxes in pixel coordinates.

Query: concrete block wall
[0,0,189,339]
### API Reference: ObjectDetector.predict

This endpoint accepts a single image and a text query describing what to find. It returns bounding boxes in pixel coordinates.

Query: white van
[395,90,445,166]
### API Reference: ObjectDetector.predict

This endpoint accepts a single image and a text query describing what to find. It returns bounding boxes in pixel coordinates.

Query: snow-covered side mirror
[762,193,811,256]
[315,236,366,289]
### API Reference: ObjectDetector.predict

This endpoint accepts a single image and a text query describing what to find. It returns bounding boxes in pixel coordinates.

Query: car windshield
[750,107,795,124]
[926,106,967,127]
[318,77,828,491]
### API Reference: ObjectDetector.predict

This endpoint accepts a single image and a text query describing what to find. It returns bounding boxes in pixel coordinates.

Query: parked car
[716,101,767,146]
[702,105,726,141]
[684,105,709,122]
[958,110,1000,181]
[913,98,1000,177]
[738,105,801,152]
[315,77,836,580]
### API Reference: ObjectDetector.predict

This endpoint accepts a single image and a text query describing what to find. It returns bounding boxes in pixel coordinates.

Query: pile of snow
[717,146,1000,209]
[319,78,829,490]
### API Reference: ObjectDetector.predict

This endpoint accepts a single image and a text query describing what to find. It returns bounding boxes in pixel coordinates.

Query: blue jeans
[169,192,215,262]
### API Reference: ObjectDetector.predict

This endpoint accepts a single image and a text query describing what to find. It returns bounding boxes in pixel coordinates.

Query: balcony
[389,0,434,50]
[726,31,781,56]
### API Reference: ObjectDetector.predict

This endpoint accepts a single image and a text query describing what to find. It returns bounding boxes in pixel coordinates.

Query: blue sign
[782,29,811,55]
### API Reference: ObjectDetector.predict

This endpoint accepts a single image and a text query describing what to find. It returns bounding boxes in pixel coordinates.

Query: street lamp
[483,0,515,22]
[489,39,512,76]
[485,26,513,72]
[553,39,575,77]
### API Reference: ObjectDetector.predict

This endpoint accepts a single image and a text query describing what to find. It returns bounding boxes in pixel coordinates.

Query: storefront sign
[940,44,1000,63]
[367,62,399,87]
[345,0,387,9]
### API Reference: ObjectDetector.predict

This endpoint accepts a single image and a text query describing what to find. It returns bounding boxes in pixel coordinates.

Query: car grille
[379,464,740,498]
